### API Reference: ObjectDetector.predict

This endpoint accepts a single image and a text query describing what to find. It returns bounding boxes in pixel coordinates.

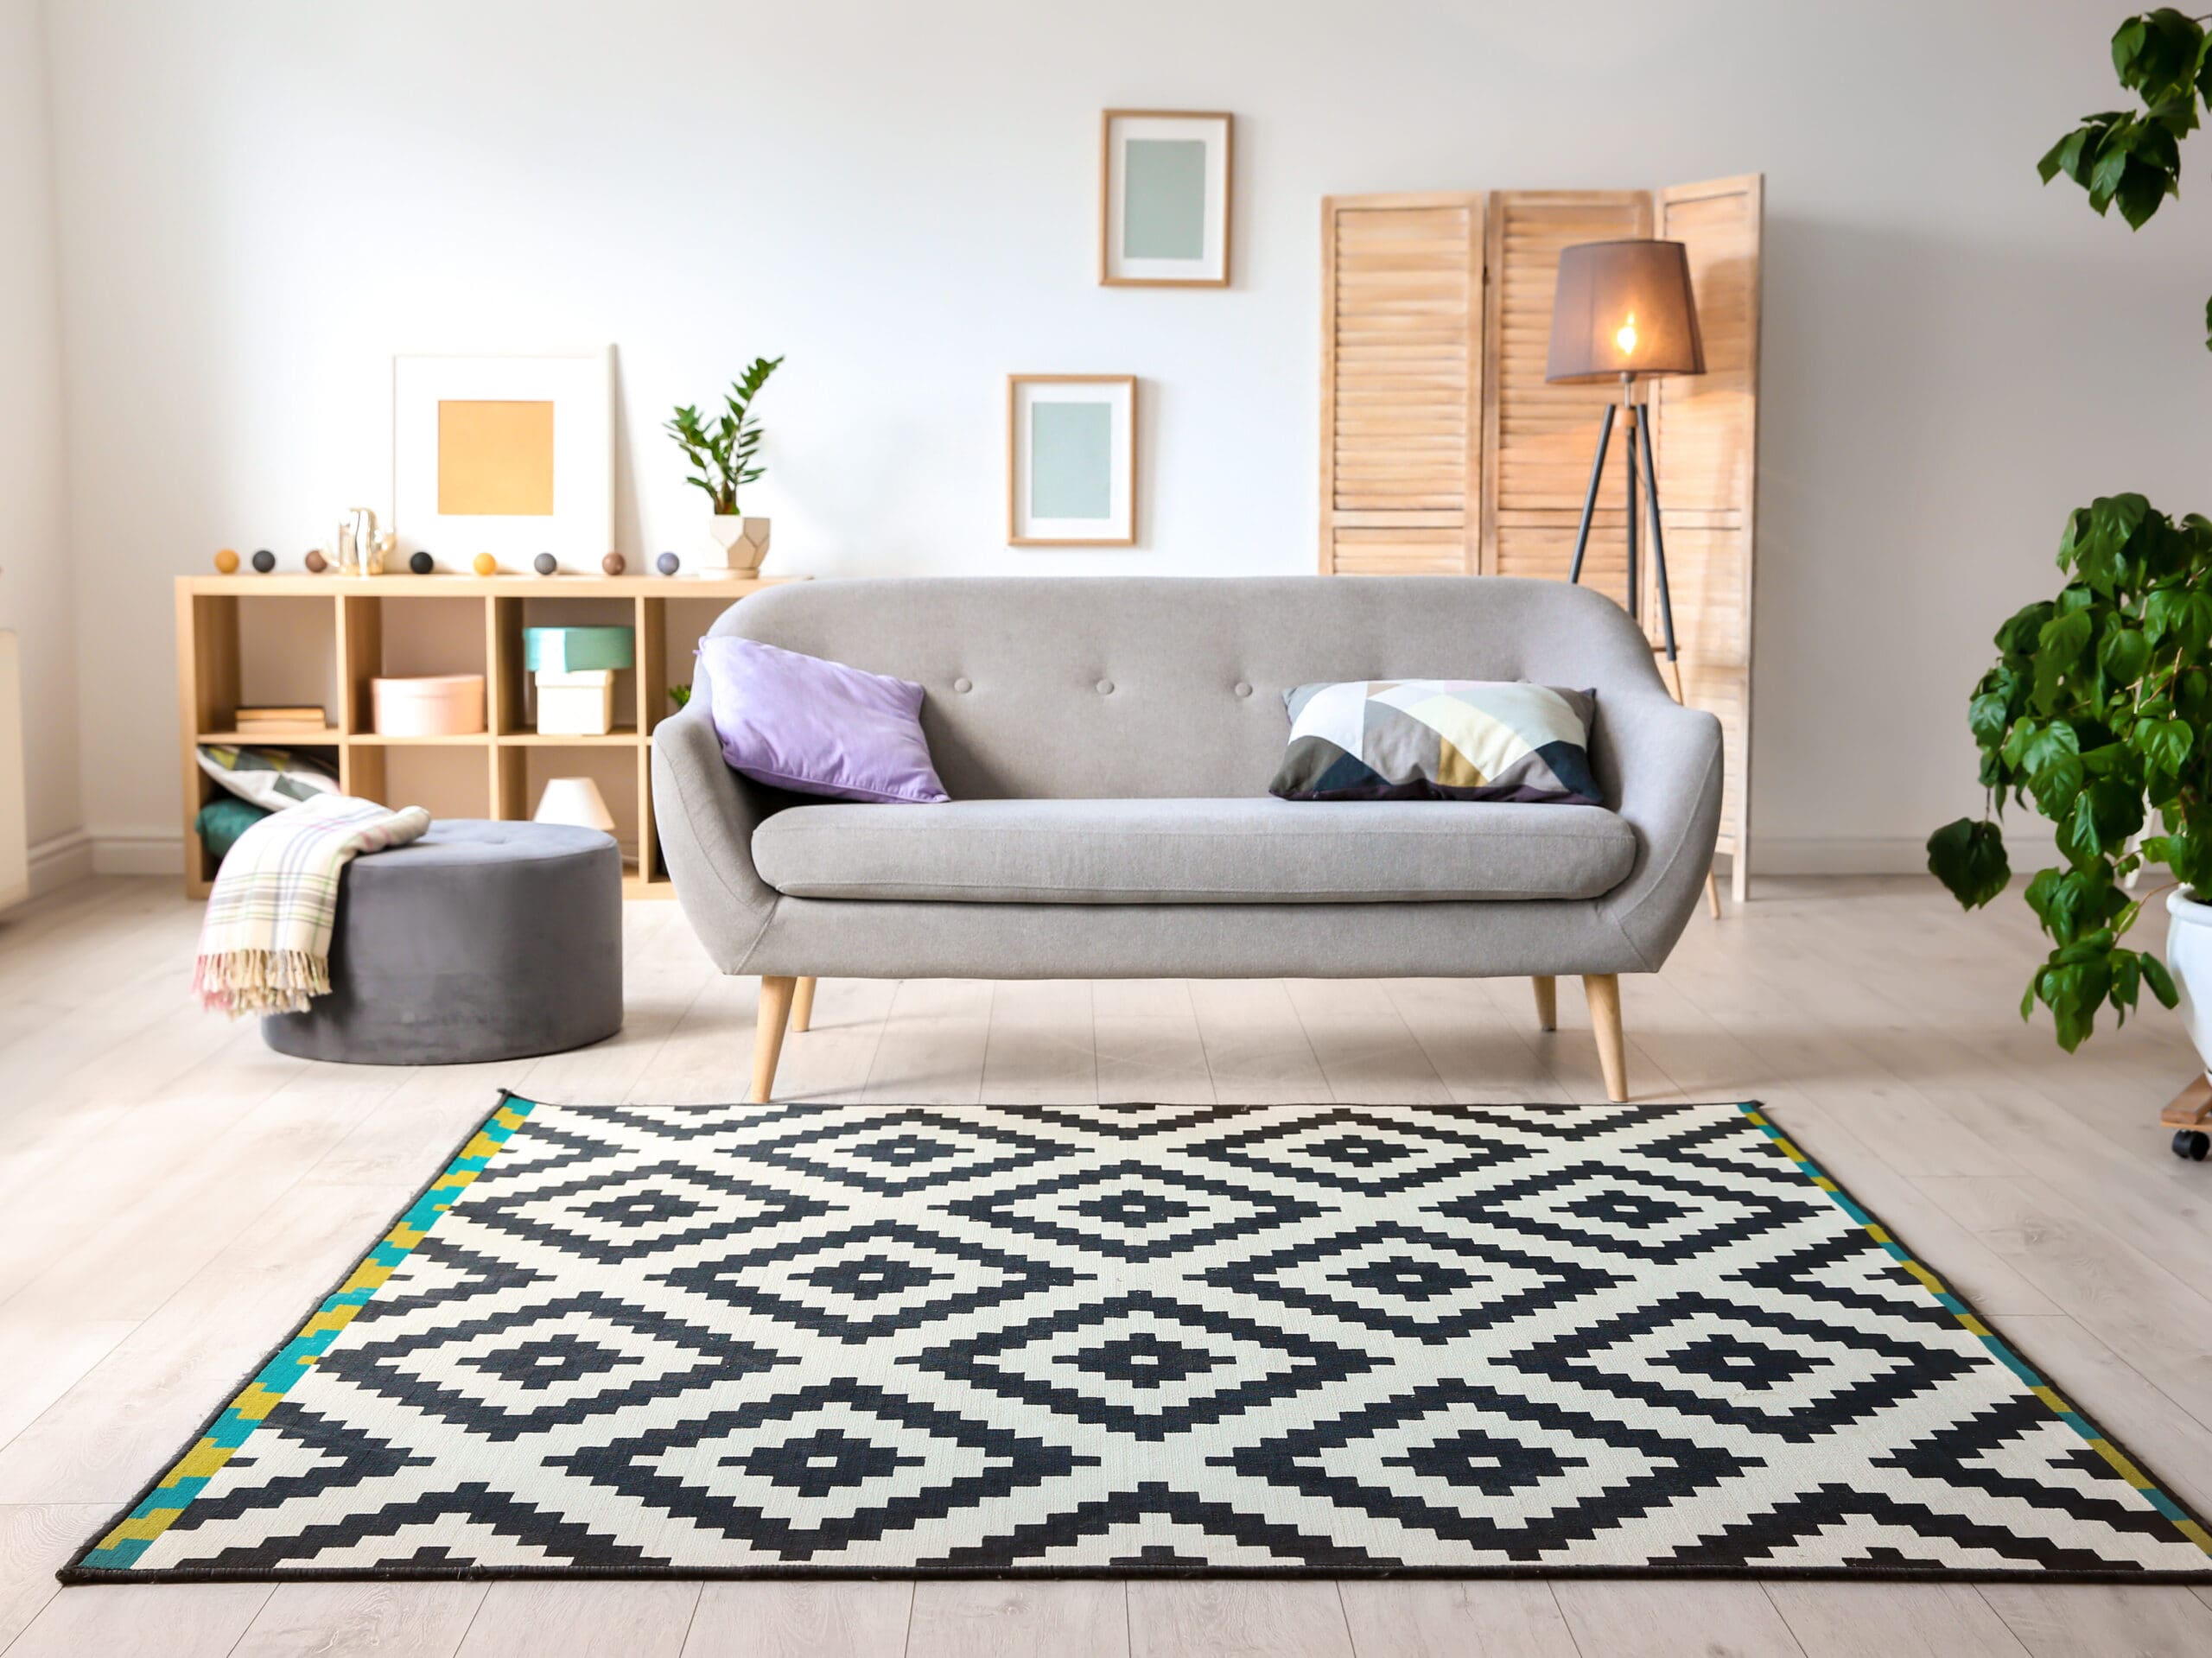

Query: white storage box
[535,669,617,735]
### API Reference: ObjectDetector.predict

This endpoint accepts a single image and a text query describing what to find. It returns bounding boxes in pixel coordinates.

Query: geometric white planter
[2162,887,2212,1080]
[702,514,771,576]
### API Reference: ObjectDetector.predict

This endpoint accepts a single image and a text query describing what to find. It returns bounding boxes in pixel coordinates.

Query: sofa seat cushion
[750,797,1637,905]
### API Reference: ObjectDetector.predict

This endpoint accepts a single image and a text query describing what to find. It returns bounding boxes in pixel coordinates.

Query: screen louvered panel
[1654,175,1762,895]
[1483,192,1650,583]
[1319,195,1483,574]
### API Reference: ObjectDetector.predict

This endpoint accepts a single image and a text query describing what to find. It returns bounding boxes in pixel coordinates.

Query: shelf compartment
[347,733,494,747]
[340,592,488,738]
[498,727,640,746]
[197,727,341,744]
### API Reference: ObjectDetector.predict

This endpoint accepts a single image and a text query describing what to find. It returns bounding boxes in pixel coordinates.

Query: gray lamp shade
[1545,239,1706,384]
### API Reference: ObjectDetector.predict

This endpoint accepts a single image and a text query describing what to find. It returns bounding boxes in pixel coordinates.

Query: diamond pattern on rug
[67,1096,2212,1581]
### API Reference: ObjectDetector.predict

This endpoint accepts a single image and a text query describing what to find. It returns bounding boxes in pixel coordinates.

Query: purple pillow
[699,637,949,804]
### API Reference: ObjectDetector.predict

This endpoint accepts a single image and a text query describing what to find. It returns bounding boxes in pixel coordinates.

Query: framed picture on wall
[1099,111,1232,287]
[1006,374,1137,546]
[391,348,613,572]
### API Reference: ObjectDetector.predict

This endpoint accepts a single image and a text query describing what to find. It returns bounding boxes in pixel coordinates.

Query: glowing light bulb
[1615,312,1638,357]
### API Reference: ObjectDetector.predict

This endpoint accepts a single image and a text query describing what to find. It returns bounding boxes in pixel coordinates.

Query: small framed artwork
[1099,110,1232,287]
[391,348,613,571]
[1007,374,1137,547]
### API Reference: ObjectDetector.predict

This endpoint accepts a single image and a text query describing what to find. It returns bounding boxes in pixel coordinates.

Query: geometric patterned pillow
[195,743,341,812]
[1268,679,1603,804]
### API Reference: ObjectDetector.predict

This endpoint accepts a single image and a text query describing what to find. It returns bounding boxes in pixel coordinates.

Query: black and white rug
[70,1095,2212,1581]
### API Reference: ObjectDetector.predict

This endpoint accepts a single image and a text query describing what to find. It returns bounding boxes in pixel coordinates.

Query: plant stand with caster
[2162,1075,2211,1161]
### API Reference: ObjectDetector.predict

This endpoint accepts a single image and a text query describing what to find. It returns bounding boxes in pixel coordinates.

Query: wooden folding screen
[1319,176,1761,898]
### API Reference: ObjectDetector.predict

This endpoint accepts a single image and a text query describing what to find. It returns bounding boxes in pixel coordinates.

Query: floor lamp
[1546,238,1724,916]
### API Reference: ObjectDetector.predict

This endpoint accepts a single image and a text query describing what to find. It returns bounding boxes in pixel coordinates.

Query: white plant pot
[2164,888,2212,1079]
[702,514,771,575]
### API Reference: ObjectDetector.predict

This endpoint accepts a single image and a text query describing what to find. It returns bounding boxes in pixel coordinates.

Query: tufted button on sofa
[652,576,1723,1105]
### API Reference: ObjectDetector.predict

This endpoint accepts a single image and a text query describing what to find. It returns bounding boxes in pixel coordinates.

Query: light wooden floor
[2,876,2209,1657]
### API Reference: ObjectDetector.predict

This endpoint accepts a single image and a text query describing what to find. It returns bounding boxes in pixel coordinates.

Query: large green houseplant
[1928,9,2212,1051]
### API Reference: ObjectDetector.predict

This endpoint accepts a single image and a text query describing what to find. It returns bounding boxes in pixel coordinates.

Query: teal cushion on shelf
[523,626,635,673]
[195,796,271,862]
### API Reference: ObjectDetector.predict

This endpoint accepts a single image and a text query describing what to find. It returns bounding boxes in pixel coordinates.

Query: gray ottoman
[263,820,623,1065]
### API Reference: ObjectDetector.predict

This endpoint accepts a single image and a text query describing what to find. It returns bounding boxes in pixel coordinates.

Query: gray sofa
[652,576,1724,1104]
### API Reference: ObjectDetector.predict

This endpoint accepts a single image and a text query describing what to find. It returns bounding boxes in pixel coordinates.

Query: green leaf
[1927,818,2011,909]
[2035,953,2111,1051]
[2115,157,2171,228]
[2111,948,2142,1026]
[2088,132,2131,210]
[2039,128,2088,183]
[2113,14,2151,85]
[2029,753,2087,820]
[2143,585,2212,651]
[2099,623,2152,687]
[2037,607,2093,665]
[2062,792,2106,867]
[1995,600,2056,653]
[1967,691,2012,747]
[2143,715,2195,773]
[2019,721,2082,774]
[2144,952,2181,1007]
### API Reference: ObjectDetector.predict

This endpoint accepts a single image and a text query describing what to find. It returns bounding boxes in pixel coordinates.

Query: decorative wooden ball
[601,552,626,575]
[214,548,240,574]
[304,549,327,574]
[656,551,680,576]
[473,552,497,576]
[534,552,558,575]
[251,549,276,574]
[408,550,435,575]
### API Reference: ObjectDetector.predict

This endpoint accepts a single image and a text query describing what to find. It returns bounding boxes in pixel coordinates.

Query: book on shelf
[234,706,327,722]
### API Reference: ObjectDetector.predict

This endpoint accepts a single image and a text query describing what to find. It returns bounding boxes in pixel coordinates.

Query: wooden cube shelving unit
[175,572,798,900]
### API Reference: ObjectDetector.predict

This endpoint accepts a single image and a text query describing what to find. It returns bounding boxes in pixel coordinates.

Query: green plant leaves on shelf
[664,356,784,515]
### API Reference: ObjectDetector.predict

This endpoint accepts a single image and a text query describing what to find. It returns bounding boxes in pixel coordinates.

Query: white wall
[0,0,83,880]
[34,0,2212,871]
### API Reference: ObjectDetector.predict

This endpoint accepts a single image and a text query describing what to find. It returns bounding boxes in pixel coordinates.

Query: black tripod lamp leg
[1567,403,1616,586]
[1624,407,1638,626]
[1637,408,1679,662]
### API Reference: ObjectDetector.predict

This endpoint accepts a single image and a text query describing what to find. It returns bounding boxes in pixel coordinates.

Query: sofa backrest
[706,575,1665,801]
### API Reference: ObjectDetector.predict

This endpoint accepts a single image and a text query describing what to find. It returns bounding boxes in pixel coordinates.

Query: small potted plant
[666,355,784,575]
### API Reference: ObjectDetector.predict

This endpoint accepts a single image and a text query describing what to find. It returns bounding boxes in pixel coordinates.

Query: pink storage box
[371,674,486,736]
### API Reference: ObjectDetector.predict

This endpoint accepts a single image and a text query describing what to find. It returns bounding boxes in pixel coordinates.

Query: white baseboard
[89,830,185,877]
[28,829,94,895]
[1751,836,1932,876]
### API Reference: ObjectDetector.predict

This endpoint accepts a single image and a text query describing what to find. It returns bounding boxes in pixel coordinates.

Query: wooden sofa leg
[1532,975,1557,1032]
[1582,974,1629,1103]
[750,975,797,1104]
[791,976,817,1034]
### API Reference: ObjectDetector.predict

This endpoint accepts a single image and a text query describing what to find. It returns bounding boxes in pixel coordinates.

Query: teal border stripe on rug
[1736,1102,2212,1559]
[75,1093,543,1572]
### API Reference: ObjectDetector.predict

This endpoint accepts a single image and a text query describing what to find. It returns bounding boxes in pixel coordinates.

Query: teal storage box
[524,626,635,673]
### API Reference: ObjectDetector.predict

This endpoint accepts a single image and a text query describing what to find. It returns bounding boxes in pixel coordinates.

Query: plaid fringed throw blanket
[193,795,431,1018]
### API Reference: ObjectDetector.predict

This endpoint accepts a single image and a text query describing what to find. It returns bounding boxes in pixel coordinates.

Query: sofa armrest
[650,692,782,974]
[1590,681,1726,971]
